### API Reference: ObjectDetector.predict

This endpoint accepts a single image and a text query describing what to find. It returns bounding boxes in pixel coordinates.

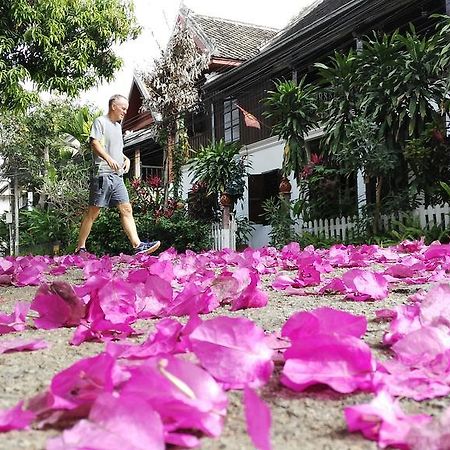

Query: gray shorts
[89,173,130,207]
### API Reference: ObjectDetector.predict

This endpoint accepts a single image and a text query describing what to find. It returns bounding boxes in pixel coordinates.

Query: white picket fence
[210,216,237,250]
[210,203,450,249]
[297,203,450,240]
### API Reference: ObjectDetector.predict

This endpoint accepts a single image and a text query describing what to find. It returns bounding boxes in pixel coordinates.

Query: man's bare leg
[76,205,101,250]
[117,202,140,248]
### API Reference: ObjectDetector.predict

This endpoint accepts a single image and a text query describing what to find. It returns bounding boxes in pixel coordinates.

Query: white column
[134,148,141,178]
[357,169,366,215]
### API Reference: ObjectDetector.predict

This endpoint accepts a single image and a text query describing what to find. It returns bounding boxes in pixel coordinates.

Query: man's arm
[90,138,121,172]
[123,154,130,174]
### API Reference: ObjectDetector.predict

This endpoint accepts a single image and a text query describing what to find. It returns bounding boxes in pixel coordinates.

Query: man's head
[108,94,129,122]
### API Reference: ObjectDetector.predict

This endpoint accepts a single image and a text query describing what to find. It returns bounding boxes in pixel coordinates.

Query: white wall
[181,135,299,248]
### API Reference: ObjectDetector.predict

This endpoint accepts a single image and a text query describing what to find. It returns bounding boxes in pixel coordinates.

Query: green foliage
[20,207,74,252]
[263,78,318,182]
[389,216,450,244]
[335,117,398,178]
[84,208,212,255]
[0,0,140,110]
[235,216,255,248]
[440,181,450,199]
[138,211,212,253]
[80,208,129,255]
[314,51,358,154]
[0,215,9,255]
[262,196,295,248]
[188,139,249,201]
[295,231,341,249]
[294,156,357,221]
[83,178,212,255]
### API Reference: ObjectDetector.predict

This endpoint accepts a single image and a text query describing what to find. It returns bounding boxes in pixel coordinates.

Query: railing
[141,165,163,180]
[188,131,211,152]
[210,216,237,251]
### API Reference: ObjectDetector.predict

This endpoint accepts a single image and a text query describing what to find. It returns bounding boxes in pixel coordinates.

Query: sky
[78,0,317,111]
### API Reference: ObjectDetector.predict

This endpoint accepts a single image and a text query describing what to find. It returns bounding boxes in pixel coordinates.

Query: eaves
[203,0,417,94]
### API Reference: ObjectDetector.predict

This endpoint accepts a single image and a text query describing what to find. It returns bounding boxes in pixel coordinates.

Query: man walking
[75,94,160,255]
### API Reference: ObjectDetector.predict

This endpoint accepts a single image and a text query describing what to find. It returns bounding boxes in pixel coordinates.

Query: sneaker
[74,247,87,255]
[134,241,161,255]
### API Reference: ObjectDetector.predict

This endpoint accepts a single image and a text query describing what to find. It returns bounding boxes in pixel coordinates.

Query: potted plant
[189,139,249,208]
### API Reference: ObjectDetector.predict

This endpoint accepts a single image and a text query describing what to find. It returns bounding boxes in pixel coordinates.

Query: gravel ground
[0,266,448,450]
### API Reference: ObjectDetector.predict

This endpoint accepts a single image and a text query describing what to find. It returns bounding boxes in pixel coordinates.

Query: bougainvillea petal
[282,334,375,393]
[106,318,183,359]
[0,338,48,354]
[345,391,431,448]
[244,386,272,450]
[31,282,85,329]
[47,393,164,450]
[0,301,29,334]
[121,356,227,437]
[50,353,119,410]
[0,401,36,432]
[419,283,450,329]
[188,316,273,389]
[342,269,388,301]
[282,307,367,340]
[406,406,450,450]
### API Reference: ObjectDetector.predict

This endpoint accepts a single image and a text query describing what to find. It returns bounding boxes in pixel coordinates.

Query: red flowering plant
[128,176,177,219]
[296,153,356,221]
[300,153,323,179]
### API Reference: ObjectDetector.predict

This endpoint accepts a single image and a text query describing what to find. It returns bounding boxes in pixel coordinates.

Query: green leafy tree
[314,51,359,154]
[263,78,318,183]
[0,0,140,110]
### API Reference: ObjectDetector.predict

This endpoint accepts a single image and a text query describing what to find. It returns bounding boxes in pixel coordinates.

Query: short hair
[108,94,128,109]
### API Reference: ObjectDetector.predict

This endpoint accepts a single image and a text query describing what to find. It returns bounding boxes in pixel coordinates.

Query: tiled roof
[267,0,352,47]
[187,11,278,61]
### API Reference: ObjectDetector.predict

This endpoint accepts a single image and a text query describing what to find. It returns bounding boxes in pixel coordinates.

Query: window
[223,98,240,143]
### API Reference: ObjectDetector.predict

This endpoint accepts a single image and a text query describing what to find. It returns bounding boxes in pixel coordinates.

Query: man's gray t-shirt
[90,116,124,176]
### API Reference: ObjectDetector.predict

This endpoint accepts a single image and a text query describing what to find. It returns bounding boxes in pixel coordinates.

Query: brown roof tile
[188,11,278,61]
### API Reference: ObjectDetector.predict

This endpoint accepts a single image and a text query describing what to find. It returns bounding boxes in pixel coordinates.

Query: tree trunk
[163,132,175,207]
[373,175,383,235]
[38,147,49,208]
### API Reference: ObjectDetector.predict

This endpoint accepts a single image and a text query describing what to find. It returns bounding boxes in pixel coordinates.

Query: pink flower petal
[391,326,450,366]
[282,334,375,393]
[188,316,273,389]
[406,406,450,450]
[106,318,183,359]
[282,307,367,340]
[0,301,29,334]
[419,283,450,329]
[50,353,119,410]
[345,391,431,448]
[47,393,164,450]
[0,401,36,432]
[31,282,86,329]
[0,338,48,354]
[244,386,272,450]
[342,269,388,301]
[121,356,227,437]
